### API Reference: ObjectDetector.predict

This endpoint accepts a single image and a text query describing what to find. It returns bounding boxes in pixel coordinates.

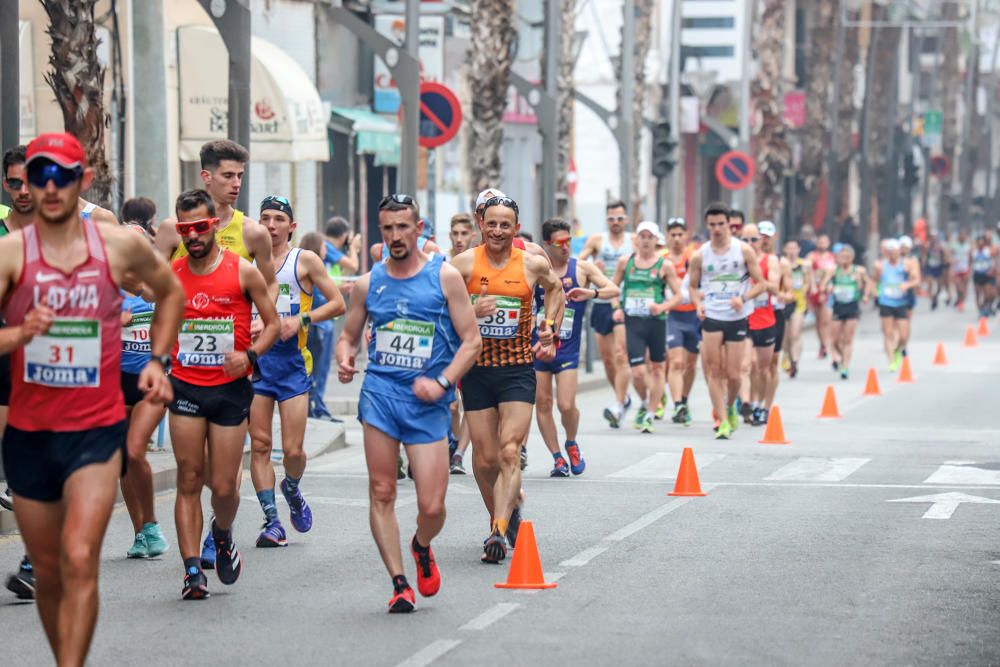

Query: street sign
[923,110,942,135]
[715,150,755,190]
[887,492,1000,520]
[409,82,462,149]
[930,155,951,179]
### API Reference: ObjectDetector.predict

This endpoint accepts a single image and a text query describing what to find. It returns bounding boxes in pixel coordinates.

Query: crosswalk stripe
[608,452,725,480]
[924,462,1000,485]
[764,457,871,482]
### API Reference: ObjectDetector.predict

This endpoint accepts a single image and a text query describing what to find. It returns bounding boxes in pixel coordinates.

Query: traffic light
[652,121,679,178]
[903,150,920,190]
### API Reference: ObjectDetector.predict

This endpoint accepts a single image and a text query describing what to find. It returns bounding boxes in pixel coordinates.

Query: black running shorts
[460,364,536,411]
[169,377,253,426]
[773,309,787,353]
[625,316,667,366]
[750,325,777,348]
[590,303,622,336]
[832,302,860,321]
[0,353,10,406]
[701,317,748,343]
[121,371,145,408]
[878,305,909,320]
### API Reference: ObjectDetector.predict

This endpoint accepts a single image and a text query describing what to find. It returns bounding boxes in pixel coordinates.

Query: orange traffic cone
[863,368,881,396]
[897,356,915,383]
[817,385,841,418]
[668,448,707,497]
[978,317,990,337]
[964,326,978,347]
[495,521,557,590]
[933,343,948,366]
[758,405,791,445]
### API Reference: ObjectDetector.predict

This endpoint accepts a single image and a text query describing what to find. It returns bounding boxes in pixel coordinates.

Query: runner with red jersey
[741,223,781,426]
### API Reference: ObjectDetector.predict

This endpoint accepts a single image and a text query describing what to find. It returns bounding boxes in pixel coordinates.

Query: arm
[334,273,371,383]
[858,267,872,302]
[301,251,347,325]
[577,234,600,261]
[741,245,767,303]
[687,251,705,318]
[226,261,280,378]
[337,234,362,275]
[818,267,833,292]
[778,259,796,303]
[243,220,278,301]
[765,255,781,294]
[609,255,628,315]
[0,235,55,356]
[904,258,922,289]
[656,260,683,313]
[567,260,620,302]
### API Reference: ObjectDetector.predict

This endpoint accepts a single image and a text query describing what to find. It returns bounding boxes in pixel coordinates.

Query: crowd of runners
[0,132,995,664]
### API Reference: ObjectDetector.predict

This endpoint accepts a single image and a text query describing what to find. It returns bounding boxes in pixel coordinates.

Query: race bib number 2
[473,295,521,339]
[375,319,435,369]
[177,319,234,367]
[24,318,101,387]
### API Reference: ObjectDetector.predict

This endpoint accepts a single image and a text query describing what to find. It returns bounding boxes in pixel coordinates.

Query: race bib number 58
[473,295,521,338]
[24,318,101,387]
[177,319,234,367]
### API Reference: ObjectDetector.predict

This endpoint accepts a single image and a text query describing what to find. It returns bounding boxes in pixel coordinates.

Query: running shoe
[640,413,654,434]
[181,566,210,601]
[565,443,585,476]
[397,455,406,480]
[727,404,740,431]
[715,420,733,440]
[127,532,149,559]
[519,446,528,471]
[143,522,169,557]
[0,487,12,511]
[449,453,466,475]
[740,400,753,424]
[200,531,216,570]
[751,407,764,427]
[780,355,791,372]
[840,368,849,381]
[789,361,798,379]
[410,535,441,597]
[481,532,507,564]
[671,404,683,423]
[632,406,649,430]
[603,407,622,429]
[681,404,692,427]
[388,586,416,613]
[281,479,313,533]
[550,456,570,477]
[818,345,828,359]
[624,394,633,411]
[832,360,839,372]
[655,393,666,420]
[213,525,243,585]
[506,505,522,548]
[255,520,288,548]
[6,557,34,600]
[760,408,769,425]
[888,356,900,372]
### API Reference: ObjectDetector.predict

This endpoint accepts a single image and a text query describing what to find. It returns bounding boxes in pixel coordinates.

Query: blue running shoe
[181,566,209,601]
[505,505,522,548]
[281,479,313,533]
[212,524,242,586]
[255,520,288,548]
[550,456,570,477]
[200,531,216,570]
[143,522,169,558]
[565,442,586,476]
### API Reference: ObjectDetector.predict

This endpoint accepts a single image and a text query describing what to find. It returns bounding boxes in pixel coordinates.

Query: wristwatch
[299,313,312,328]
[593,287,600,299]
[150,354,171,372]
[246,349,261,382]
[246,349,259,368]
[435,374,452,390]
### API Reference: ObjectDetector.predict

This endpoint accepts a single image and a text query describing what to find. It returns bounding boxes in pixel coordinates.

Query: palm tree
[467,0,516,195]
[615,0,655,212]
[555,0,575,215]
[938,1,961,229]
[834,9,860,223]
[799,0,837,230]
[750,0,792,223]
[862,4,901,238]
[41,0,113,205]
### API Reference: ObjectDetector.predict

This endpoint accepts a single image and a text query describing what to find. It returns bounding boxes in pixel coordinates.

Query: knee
[498,444,520,469]
[417,495,445,522]
[250,430,272,458]
[176,465,204,495]
[536,393,554,414]
[473,448,499,472]
[370,478,396,507]
[209,472,238,500]
[61,542,100,582]
[556,396,576,414]
[282,445,306,467]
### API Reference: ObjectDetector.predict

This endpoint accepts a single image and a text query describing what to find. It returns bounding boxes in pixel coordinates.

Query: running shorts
[358,389,450,445]
[750,325,777,348]
[2,420,127,502]
[832,302,860,321]
[254,351,311,402]
[625,316,667,366]
[973,273,995,287]
[773,310,787,353]
[701,317,748,343]
[534,355,579,374]
[925,265,944,278]
[120,371,145,408]
[0,353,9,406]
[590,303,622,336]
[667,310,701,354]
[168,377,253,426]
[460,364,536,411]
[878,305,909,320]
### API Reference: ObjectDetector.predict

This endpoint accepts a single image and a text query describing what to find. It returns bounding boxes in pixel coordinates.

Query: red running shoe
[388,586,416,613]
[410,535,441,597]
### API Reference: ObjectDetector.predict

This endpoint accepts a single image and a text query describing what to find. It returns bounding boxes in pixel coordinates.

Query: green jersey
[832,266,861,304]
[621,255,666,320]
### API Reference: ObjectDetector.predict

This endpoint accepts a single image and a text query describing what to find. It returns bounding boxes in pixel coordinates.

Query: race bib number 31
[121,310,153,355]
[177,319,234,367]
[375,319,434,369]
[24,318,101,387]
[473,295,521,338]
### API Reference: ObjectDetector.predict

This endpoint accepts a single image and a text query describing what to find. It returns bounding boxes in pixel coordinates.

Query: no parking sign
[715,151,756,191]
[406,82,463,149]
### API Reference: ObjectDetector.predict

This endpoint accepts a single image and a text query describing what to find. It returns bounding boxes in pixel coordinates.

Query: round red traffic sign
[715,151,756,191]
[930,155,951,179]
[403,82,463,149]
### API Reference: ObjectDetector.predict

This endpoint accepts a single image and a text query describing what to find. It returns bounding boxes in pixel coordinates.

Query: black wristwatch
[435,374,452,390]
[246,349,261,382]
[150,354,172,373]
[299,313,312,328]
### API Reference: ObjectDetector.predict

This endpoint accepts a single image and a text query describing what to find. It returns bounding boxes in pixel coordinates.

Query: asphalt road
[2,303,999,666]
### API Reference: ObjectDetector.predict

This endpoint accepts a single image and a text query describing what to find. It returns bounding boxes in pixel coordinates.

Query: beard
[389,244,410,261]
[185,239,214,259]
[12,199,34,214]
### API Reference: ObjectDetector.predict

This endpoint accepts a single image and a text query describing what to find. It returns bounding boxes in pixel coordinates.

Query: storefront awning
[330,107,400,167]
[177,25,329,162]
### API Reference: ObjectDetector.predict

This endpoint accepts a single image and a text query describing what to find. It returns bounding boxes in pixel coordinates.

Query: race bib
[791,273,804,290]
[24,318,101,387]
[624,287,655,317]
[473,294,521,338]
[928,256,942,268]
[833,285,857,304]
[121,310,153,355]
[375,319,434,370]
[881,284,903,299]
[974,258,991,273]
[754,292,770,308]
[536,307,574,340]
[252,283,292,321]
[705,278,739,301]
[177,319,234,367]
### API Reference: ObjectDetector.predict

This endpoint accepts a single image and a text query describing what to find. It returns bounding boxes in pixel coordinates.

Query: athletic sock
[392,574,410,593]
[493,518,509,536]
[552,451,564,462]
[183,557,201,572]
[412,535,430,554]
[564,440,576,447]
[211,521,230,543]
[283,475,301,493]
[681,395,688,404]
[256,489,279,522]
[615,402,624,413]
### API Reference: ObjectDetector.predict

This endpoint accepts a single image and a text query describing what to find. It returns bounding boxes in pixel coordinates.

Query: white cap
[656,231,667,246]
[898,235,913,248]
[758,221,777,237]
[636,221,660,238]
[475,188,506,209]
[884,239,901,251]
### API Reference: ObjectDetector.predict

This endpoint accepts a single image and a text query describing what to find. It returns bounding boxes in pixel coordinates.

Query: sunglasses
[607,215,627,222]
[548,238,571,249]
[262,194,290,206]
[667,217,686,229]
[378,193,415,210]
[483,196,519,217]
[176,218,218,236]
[26,162,83,189]
[742,236,760,243]
[4,177,25,190]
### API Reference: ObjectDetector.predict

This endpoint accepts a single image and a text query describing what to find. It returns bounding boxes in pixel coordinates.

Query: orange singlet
[466,245,534,367]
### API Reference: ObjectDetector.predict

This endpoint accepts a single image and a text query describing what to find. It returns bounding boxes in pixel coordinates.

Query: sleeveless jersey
[621,255,667,320]
[364,254,460,406]
[593,232,633,303]
[812,250,836,273]
[253,247,313,370]
[926,245,945,269]
[832,266,861,305]
[663,248,696,313]
[699,238,752,322]
[467,245,534,367]
[877,259,908,307]
[952,242,970,272]
[381,236,429,262]
[172,209,251,261]
[972,248,994,276]
[171,250,252,386]
[2,216,124,431]
[533,258,586,357]
[748,255,776,330]
[121,292,154,374]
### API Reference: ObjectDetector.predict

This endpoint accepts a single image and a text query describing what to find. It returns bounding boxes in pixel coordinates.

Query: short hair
[299,232,325,255]
[200,140,249,171]
[728,208,745,222]
[379,199,420,222]
[175,189,216,217]
[451,213,474,229]
[3,145,26,175]
[606,199,627,212]
[704,201,730,220]
[121,197,157,229]
[324,216,350,239]
[517,230,533,243]
[541,217,571,242]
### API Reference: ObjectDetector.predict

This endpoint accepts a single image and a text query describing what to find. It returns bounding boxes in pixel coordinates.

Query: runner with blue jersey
[336,194,481,613]
[872,239,919,371]
[533,218,619,477]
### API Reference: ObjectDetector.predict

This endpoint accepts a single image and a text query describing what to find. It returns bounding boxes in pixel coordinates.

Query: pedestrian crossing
[607,452,726,479]
[764,457,870,482]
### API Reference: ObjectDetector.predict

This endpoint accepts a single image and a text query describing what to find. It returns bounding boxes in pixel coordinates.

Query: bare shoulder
[449,247,475,274]
[525,250,553,276]
[0,232,25,274]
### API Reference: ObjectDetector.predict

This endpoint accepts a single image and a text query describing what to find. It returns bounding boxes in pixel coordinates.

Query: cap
[419,218,434,239]
[26,132,86,169]
[666,217,687,230]
[636,221,660,237]
[758,220,777,237]
[656,232,666,246]
[260,194,294,220]
[884,239,901,251]
[898,235,913,248]
[475,188,507,210]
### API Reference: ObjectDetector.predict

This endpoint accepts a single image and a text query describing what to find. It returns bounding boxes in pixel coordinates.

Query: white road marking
[608,453,725,479]
[604,497,697,542]
[924,462,1000,485]
[459,603,521,631]
[765,457,870,482]
[887,491,1000,519]
[241,494,416,508]
[394,640,462,667]
[559,545,609,567]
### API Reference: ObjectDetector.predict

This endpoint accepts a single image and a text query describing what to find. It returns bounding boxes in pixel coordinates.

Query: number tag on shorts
[177,319,234,367]
[24,318,101,387]
[624,287,655,317]
[536,307,574,339]
[375,319,434,369]
[473,295,521,338]
[252,283,291,321]
[121,310,153,355]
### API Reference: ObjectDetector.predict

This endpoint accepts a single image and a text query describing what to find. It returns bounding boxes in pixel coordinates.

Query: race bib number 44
[25,318,101,387]
[121,310,153,355]
[177,319,234,367]
[473,295,521,338]
[375,319,434,369]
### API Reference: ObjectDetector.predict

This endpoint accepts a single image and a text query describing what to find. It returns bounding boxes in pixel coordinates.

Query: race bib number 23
[177,319,235,367]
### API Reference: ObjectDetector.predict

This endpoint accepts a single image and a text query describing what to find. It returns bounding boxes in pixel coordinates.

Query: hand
[337,355,359,383]
[696,303,706,320]
[250,317,264,341]
[138,362,173,404]
[536,319,554,348]
[412,376,445,403]
[279,316,300,342]
[223,351,251,377]
[21,301,55,342]
[649,302,668,316]
[532,320,557,361]
[567,287,595,302]
[730,296,744,312]
[474,283,497,318]
[612,308,624,323]
[349,233,362,255]
[121,309,133,327]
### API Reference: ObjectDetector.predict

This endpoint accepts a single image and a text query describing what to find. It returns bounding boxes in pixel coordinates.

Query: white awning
[176,25,329,162]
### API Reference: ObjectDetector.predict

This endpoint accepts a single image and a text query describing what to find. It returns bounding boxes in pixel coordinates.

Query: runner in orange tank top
[451,195,564,563]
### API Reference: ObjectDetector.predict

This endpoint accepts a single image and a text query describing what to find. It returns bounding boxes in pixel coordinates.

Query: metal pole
[825,3,847,230]
[131,0,171,216]
[427,148,436,226]
[541,0,560,221]
[399,0,420,195]
[958,0,978,230]
[738,0,753,212]
[620,0,636,210]
[667,0,682,218]
[0,0,19,159]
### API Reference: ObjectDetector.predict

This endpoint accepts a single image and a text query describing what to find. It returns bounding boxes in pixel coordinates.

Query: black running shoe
[519,446,528,471]
[6,557,34,600]
[213,525,243,586]
[481,532,507,564]
[506,506,522,548]
[181,567,210,600]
